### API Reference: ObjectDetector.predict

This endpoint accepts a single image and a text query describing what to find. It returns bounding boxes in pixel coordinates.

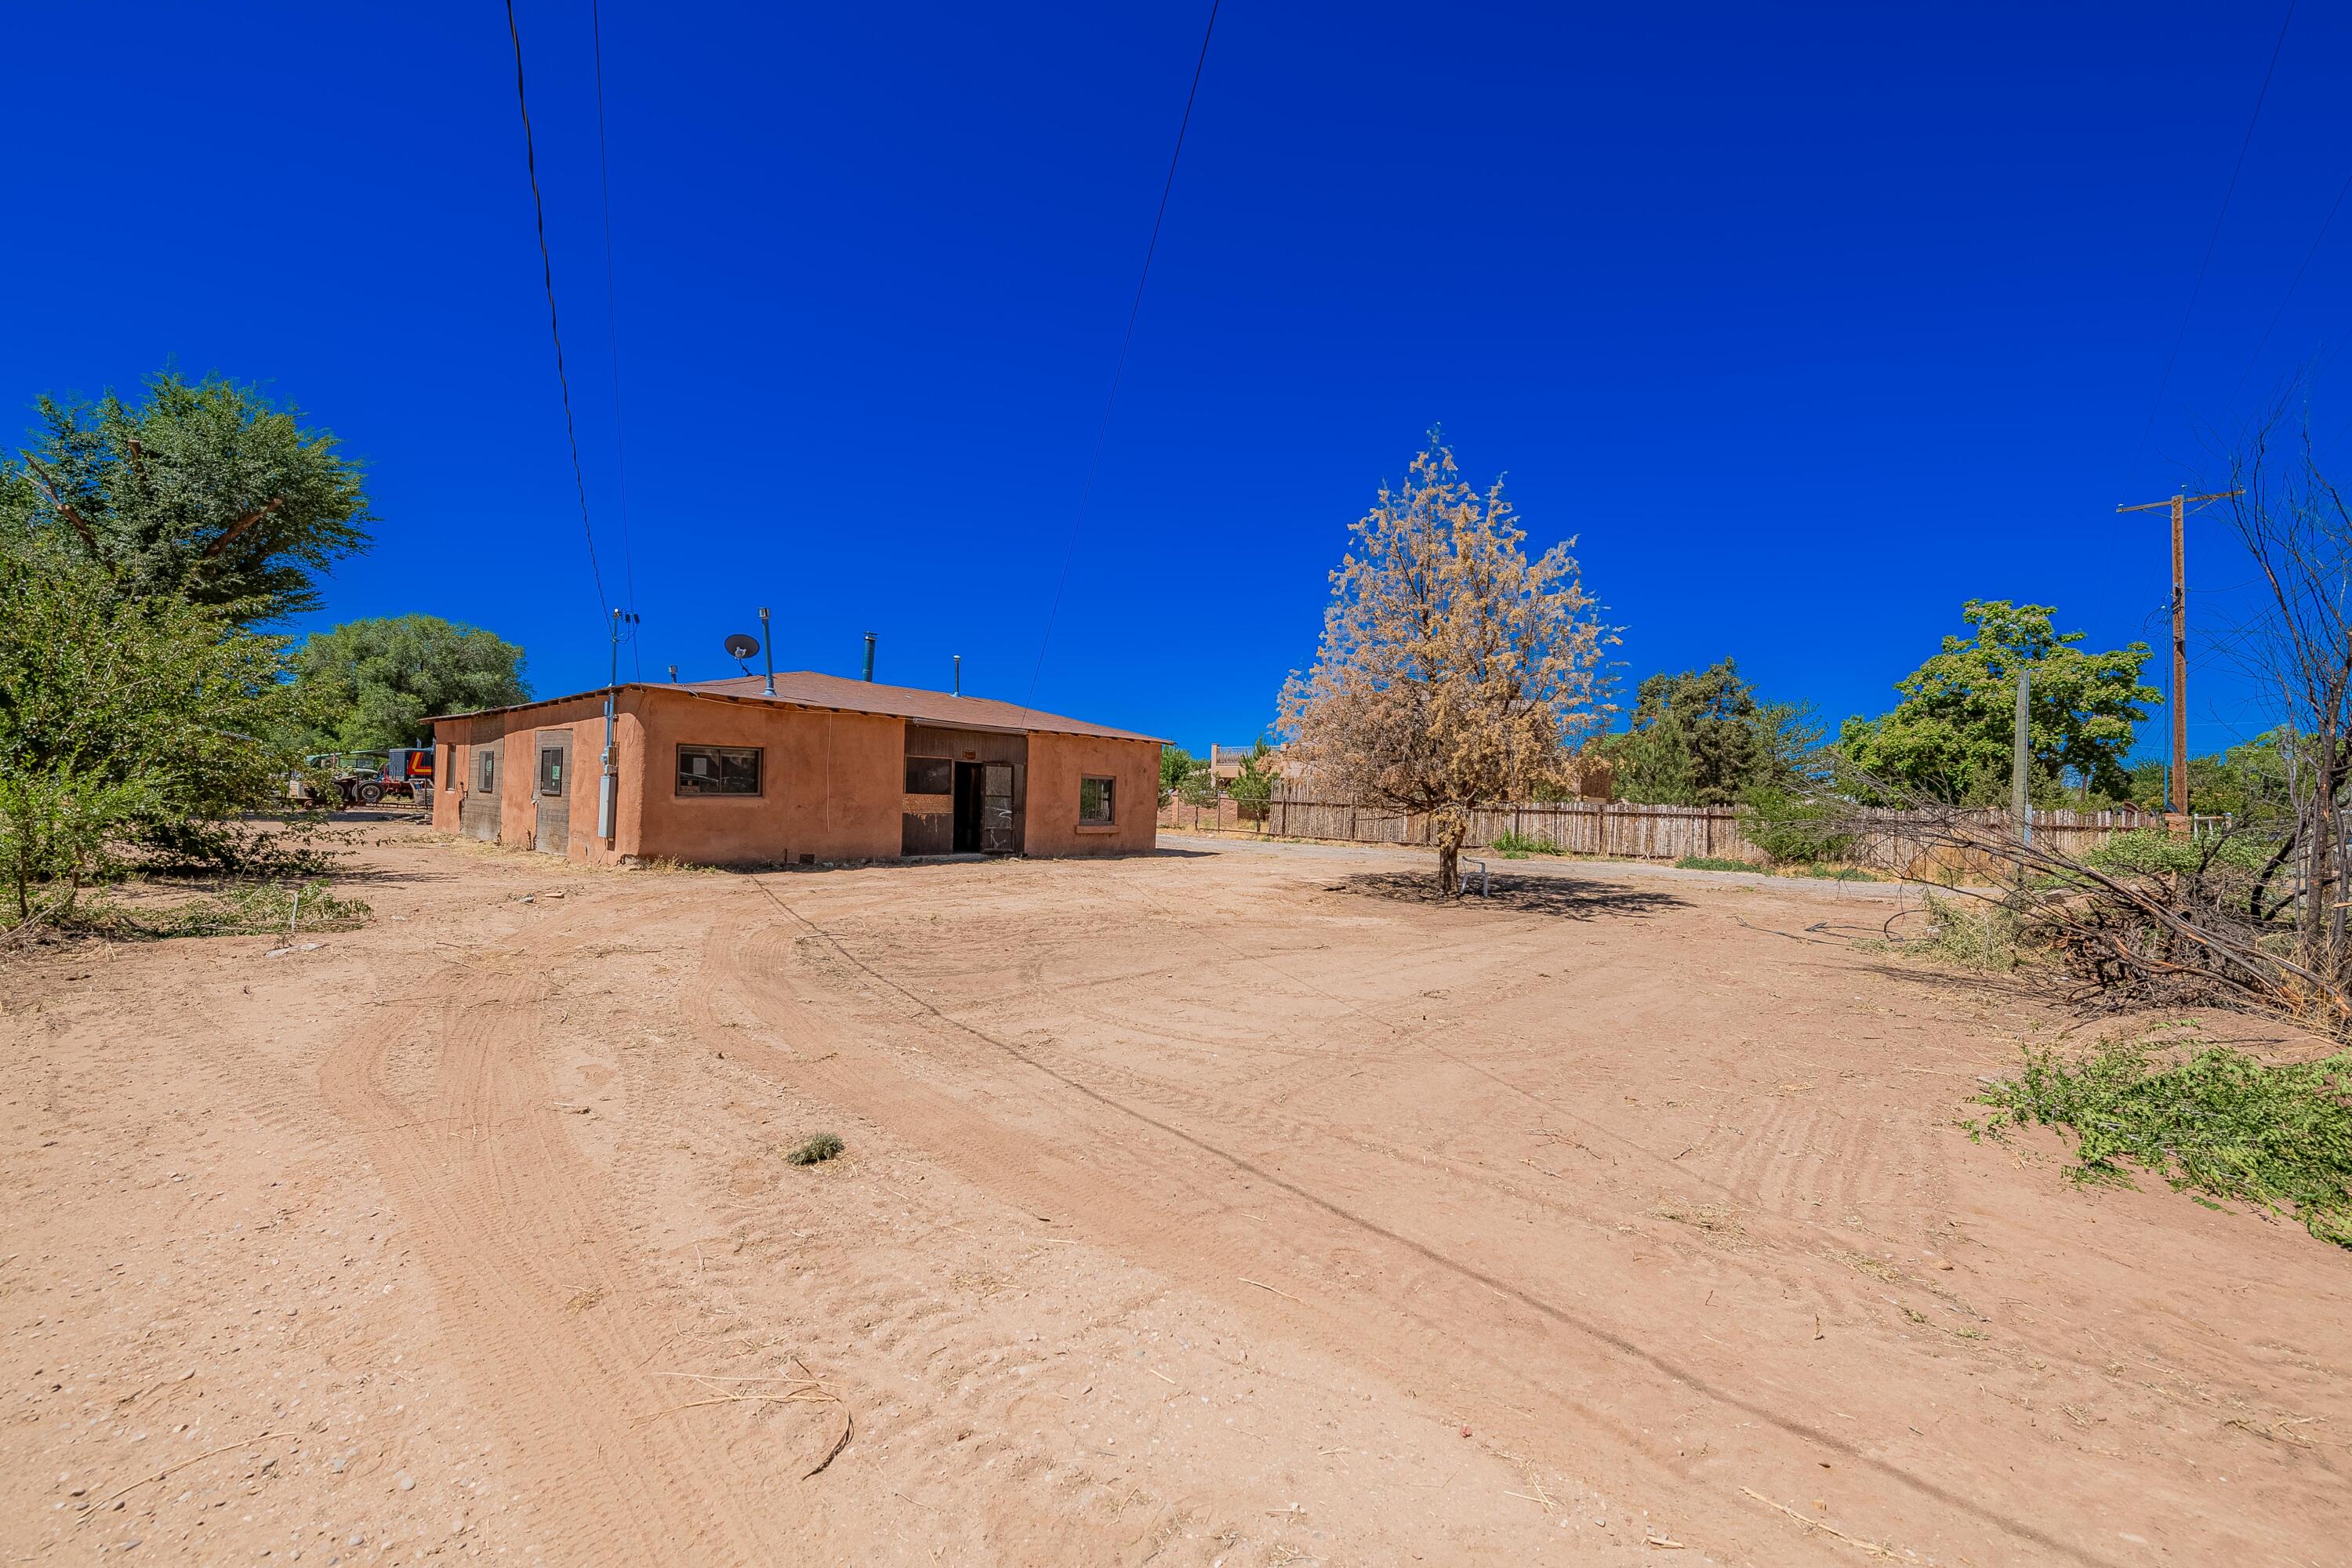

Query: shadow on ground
[1335,871,1687,920]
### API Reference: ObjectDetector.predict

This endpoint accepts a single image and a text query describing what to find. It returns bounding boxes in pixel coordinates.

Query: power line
[2131,0,2296,470]
[2231,162,2352,410]
[503,0,610,627]
[588,0,641,679]
[1029,0,1222,701]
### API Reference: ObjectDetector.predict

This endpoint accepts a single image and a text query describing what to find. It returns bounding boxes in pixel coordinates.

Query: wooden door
[461,739,503,842]
[533,732,571,855]
[979,762,1016,855]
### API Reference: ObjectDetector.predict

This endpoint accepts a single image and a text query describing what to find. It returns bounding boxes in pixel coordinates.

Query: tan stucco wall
[1022,732,1160,857]
[436,689,1152,865]
[629,689,902,866]
[435,695,625,862]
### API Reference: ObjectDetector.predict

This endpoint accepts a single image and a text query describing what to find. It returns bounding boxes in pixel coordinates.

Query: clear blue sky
[5,2,2347,758]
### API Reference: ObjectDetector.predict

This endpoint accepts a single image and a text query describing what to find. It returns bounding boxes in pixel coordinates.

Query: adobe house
[428,672,1161,866]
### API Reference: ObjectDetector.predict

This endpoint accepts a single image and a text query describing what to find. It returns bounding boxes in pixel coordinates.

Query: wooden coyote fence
[1157,790,2162,878]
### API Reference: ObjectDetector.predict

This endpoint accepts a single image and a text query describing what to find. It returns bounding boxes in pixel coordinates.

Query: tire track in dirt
[318,916,788,1566]
[745,907,1926,1363]
[795,872,2303,1473]
[698,884,2126,1568]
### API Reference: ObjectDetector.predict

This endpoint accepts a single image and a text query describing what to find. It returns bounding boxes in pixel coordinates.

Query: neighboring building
[1208,742,1282,782]
[429,672,1161,866]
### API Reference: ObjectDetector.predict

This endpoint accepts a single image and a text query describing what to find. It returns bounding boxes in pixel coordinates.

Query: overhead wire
[588,0,641,679]
[2230,162,2352,412]
[504,0,611,628]
[2130,0,2296,473]
[1028,0,1221,702]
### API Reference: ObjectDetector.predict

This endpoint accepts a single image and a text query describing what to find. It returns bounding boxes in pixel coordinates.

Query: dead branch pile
[1876,803,2347,1033]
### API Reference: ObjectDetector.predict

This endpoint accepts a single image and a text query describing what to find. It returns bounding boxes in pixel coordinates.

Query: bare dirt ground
[5,818,2348,1566]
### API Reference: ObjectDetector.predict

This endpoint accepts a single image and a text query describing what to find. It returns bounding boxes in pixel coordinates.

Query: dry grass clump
[1915,891,2024,972]
[71,877,370,940]
[784,1132,845,1167]
[1650,1198,1746,1242]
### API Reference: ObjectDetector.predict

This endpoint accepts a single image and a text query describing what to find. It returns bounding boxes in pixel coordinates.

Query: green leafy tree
[2129,731,2295,819]
[1839,601,2156,804]
[1608,659,1816,805]
[293,614,529,750]
[1160,745,1202,804]
[1228,738,1277,823]
[0,369,371,623]
[0,557,297,918]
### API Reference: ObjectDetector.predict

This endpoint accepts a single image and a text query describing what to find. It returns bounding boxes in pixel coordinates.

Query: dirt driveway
[5,822,2347,1565]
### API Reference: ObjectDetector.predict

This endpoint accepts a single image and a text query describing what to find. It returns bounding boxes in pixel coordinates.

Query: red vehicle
[381,746,436,805]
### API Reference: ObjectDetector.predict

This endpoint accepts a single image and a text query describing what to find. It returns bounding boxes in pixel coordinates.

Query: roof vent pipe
[953,654,961,696]
[759,608,775,697]
[863,633,876,683]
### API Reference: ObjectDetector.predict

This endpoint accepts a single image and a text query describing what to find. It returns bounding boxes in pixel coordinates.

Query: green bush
[1742,786,1853,864]
[1490,829,1563,858]
[2083,827,2278,877]
[0,766,161,924]
[1973,1035,2352,1247]
[0,557,310,916]
[1675,855,1760,873]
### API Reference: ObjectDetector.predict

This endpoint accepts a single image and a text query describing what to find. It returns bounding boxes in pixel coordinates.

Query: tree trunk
[2303,737,2339,982]
[1433,805,1467,898]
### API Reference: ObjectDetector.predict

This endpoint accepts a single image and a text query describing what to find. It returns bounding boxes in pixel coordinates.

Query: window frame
[477,749,497,792]
[1078,773,1116,825]
[536,744,565,799]
[904,756,953,796]
[676,742,764,798]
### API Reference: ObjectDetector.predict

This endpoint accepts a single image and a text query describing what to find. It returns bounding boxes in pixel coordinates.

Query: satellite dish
[724,632,760,675]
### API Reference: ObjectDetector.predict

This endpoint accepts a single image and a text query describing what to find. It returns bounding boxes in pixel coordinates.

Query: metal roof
[431,670,1164,744]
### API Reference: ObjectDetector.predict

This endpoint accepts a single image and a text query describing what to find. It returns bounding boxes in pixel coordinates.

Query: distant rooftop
[434,670,1163,744]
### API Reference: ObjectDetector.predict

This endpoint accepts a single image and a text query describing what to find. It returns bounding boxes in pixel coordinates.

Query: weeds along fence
[1157,789,2163,877]
[1840,807,2169,881]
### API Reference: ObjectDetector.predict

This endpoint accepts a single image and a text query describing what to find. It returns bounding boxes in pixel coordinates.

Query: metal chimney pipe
[862,633,876,683]
[759,608,775,697]
[953,654,961,695]
[667,664,678,684]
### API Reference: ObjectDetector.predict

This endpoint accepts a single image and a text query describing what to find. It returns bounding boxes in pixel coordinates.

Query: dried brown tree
[1279,434,1613,895]
[2222,416,2352,987]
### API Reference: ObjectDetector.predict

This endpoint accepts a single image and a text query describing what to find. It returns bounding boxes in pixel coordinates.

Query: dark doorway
[912,725,1025,857]
[953,761,982,853]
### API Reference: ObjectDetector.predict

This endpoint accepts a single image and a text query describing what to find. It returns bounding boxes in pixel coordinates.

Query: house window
[677,744,761,796]
[1079,775,1115,824]
[905,756,953,795]
[477,750,497,792]
[537,746,564,797]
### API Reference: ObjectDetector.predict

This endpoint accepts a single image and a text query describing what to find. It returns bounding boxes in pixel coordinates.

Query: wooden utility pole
[2011,669,2032,845]
[2117,488,2241,818]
